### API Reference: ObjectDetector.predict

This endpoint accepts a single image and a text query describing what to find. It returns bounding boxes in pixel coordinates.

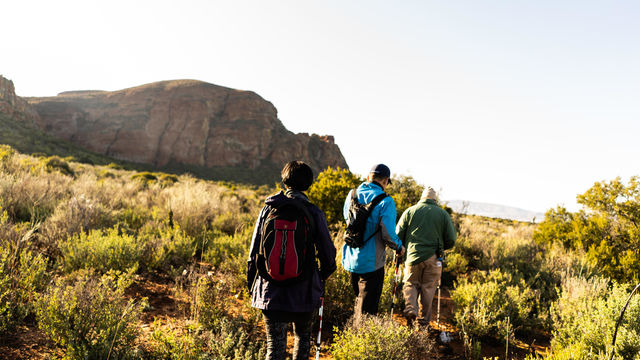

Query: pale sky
[3,0,639,213]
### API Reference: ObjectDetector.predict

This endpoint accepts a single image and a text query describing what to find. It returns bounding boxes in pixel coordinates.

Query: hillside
[0,75,347,184]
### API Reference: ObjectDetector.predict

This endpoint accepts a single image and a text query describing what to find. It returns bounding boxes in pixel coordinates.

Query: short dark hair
[369,173,388,184]
[281,161,314,191]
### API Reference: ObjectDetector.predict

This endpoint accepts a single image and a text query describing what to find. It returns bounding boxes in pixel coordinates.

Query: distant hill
[0,75,348,184]
[445,200,545,223]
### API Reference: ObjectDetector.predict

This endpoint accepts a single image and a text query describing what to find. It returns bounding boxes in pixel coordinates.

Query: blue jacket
[247,190,337,313]
[342,182,403,274]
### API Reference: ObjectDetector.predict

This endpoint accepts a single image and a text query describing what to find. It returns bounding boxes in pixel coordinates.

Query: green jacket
[396,199,457,266]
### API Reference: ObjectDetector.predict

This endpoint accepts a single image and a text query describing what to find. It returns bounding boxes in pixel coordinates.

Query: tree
[534,176,640,282]
[386,175,425,217]
[307,167,362,228]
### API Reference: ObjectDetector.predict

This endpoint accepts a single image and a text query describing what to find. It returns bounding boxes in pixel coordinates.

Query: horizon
[3,1,639,214]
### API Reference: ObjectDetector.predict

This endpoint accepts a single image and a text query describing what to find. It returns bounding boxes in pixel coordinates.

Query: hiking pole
[436,277,441,326]
[315,285,325,360]
[390,251,401,316]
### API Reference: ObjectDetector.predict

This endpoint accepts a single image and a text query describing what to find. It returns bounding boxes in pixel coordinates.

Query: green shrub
[211,211,253,236]
[0,171,70,222]
[203,317,266,360]
[146,320,203,360]
[141,224,195,271]
[36,270,144,360]
[534,177,640,283]
[107,162,123,170]
[330,316,433,360]
[324,257,355,327]
[202,228,251,269]
[549,276,640,359]
[307,167,362,228]
[0,144,16,163]
[378,251,404,315]
[0,245,48,334]
[60,227,144,273]
[158,173,179,187]
[131,172,158,187]
[196,276,229,330]
[187,273,264,359]
[452,269,535,342]
[43,195,114,245]
[42,156,75,177]
[386,175,425,217]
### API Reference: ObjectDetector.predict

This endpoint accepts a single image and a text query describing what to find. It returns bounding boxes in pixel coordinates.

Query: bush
[202,228,252,270]
[0,171,71,222]
[386,175,425,217]
[452,269,535,342]
[36,270,145,360]
[60,227,144,274]
[330,316,433,360]
[131,172,157,186]
[43,194,114,243]
[378,251,404,315]
[307,167,361,228]
[324,256,355,327]
[534,177,640,283]
[42,156,75,177]
[549,276,640,359]
[0,243,48,334]
[146,320,203,360]
[203,317,266,360]
[140,224,195,271]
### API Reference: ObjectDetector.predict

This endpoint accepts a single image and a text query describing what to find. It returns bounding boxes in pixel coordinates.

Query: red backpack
[256,198,316,285]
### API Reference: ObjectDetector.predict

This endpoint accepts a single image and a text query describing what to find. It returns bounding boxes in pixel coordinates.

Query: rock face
[25,79,348,174]
[0,75,40,125]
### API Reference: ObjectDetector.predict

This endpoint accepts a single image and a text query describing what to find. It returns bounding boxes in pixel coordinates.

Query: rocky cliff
[0,76,40,125]
[20,79,347,178]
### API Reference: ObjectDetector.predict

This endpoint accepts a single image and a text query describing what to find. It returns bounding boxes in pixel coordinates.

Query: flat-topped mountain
[20,79,346,178]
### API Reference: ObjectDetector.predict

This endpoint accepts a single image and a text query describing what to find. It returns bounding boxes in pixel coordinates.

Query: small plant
[60,226,144,274]
[452,269,534,342]
[0,243,48,334]
[42,155,75,177]
[131,172,158,186]
[324,259,355,327]
[36,269,145,360]
[203,316,266,360]
[330,315,433,360]
[202,228,252,269]
[146,319,203,360]
[549,276,640,359]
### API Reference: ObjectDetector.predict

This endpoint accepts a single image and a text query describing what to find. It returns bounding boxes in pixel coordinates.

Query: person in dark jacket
[247,161,337,360]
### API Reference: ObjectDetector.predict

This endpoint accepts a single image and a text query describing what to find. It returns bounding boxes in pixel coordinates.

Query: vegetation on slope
[0,145,638,359]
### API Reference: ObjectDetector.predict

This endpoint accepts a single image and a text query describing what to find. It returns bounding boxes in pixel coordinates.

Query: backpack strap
[362,192,389,243]
[286,197,316,237]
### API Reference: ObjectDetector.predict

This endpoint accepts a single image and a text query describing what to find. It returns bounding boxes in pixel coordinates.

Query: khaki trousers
[402,255,441,325]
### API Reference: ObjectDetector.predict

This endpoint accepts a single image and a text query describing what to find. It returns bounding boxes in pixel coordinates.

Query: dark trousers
[263,310,312,360]
[350,267,385,318]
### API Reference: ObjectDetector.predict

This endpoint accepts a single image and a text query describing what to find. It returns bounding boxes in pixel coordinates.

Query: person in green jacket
[396,187,456,327]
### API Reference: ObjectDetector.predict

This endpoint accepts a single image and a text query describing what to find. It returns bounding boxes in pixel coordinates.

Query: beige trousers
[402,255,441,325]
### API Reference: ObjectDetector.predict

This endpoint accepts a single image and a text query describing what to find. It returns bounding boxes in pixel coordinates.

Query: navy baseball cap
[370,164,392,184]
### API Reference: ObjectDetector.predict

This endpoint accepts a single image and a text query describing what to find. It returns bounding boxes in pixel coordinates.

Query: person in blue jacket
[342,163,405,318]
[247,161,337,360]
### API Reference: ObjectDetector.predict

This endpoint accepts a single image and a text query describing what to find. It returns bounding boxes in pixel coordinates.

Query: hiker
[342,163,405,318]
[247,161,337,360]
[396,186,456,328]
